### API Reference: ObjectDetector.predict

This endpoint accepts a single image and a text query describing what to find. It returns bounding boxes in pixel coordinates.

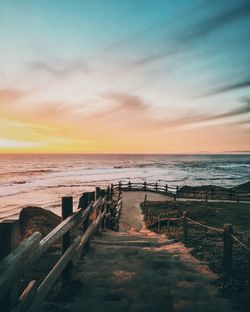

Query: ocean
[0,154,249,220]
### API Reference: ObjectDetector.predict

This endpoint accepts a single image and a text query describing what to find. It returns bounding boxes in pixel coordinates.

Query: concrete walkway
[40,192,235,312]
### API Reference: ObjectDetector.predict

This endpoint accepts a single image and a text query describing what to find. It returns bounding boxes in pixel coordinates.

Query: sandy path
[119,191,170,232]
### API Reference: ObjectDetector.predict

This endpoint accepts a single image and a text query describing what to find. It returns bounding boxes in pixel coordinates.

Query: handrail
[231,234,250,252]
[0,232,42,299]
[185,217,224,233]
[39,203,92,252]
[0,232,42,272]
[183,217,249,253]
[0,185,123,312]
[156,214,249,253]
[29,236,81,311]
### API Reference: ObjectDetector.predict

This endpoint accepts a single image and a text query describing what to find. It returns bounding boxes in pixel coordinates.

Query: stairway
[37,191,235,312]
[60,229,234,312]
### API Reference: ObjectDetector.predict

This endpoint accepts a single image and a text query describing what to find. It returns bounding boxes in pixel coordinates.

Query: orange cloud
[0,88,25,104]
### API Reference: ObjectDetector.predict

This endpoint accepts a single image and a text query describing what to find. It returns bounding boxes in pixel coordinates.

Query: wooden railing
[113,181,176,195]
[0,186,122,312]
[113,180,250,202]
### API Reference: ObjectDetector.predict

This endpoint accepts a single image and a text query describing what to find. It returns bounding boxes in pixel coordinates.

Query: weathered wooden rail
[0,186,122,312]
[113,180,250,202]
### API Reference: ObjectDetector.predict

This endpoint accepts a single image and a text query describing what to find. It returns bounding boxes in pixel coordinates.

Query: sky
[0,0,249,154]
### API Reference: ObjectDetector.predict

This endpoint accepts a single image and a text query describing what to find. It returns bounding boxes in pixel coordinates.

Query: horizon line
[0,151,250,156]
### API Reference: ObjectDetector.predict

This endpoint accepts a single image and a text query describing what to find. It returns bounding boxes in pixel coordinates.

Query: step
[91,238,177,248]
[98,231,166,242]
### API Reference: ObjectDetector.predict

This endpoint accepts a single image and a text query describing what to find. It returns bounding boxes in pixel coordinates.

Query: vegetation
[140,200,250,312]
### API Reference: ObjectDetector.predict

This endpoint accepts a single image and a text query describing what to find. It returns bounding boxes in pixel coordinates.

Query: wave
[215,164,250,169]
[194,177,240,181]
[0,169,53,177]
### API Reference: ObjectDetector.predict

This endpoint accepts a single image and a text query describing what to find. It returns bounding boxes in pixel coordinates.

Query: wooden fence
[114,179,250,273]
[143,202,250,276]
[113,180,250,202]
[0,186,122,312]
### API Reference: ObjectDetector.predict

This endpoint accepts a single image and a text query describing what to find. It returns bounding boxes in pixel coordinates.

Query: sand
[119,191,171,232]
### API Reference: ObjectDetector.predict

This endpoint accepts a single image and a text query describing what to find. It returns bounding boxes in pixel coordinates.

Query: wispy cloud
[85,92,250,133]
[28,59,90,78]
[160,101,250,129]
[201,79,250,97]
[178,1,250,44]
[103,93,149,111]
[81,92,152,135]
[128,1,250,70]
[0,92,80,125]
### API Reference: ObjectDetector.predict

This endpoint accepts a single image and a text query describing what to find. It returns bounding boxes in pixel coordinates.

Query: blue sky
[0,0,249,153]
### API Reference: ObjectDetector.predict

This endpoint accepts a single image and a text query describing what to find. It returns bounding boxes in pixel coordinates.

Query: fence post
[101,202,106,230]
[223,223,233,275]
[165,184,168,195]
[193,189,196,199]
[236,196,240,203]
[0,220,20,259]
[61,196,73,291]
[106,185,111,200]
[205,195,208,203]
[183,211,187,242]
[176,186,179,198]
[83,193,91,249]
[144,194,148,213]
[105,198,111,230]
[158,216,161,233]
[143,181,147,191]
[167,217,170,233]
[111,183,114,199]
[128,180,131,191]
[118,181,122,193]
[95,187,101,200]
[0,220,20,311]
[155,182,158,191]
[93,187,101,221]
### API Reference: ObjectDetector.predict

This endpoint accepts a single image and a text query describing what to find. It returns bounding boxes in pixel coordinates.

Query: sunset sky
[0,0,249,153]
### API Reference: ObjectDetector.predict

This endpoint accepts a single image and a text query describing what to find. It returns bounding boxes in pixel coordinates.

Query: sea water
[0,154,249,219]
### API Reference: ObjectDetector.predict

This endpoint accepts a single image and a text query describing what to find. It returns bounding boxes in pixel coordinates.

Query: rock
[231,181,250,193]
[19,206,61,239]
